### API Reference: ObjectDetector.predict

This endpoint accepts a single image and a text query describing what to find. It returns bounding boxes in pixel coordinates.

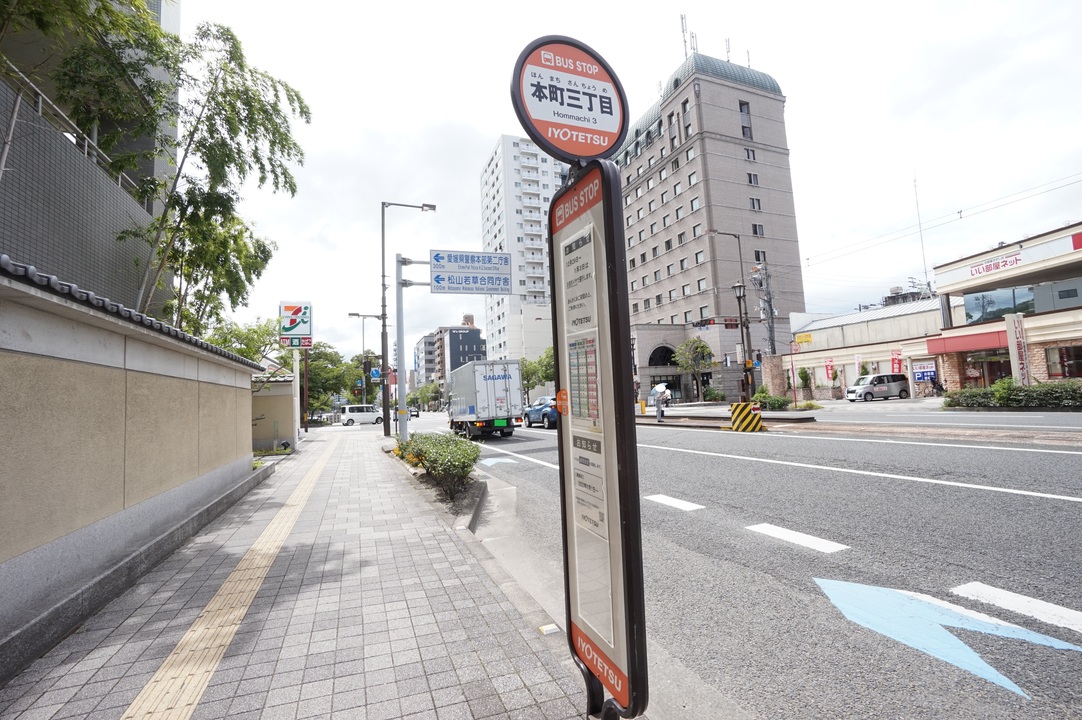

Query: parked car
[409,406,420,418]
[525,396,558,429]
[845,373,910,402]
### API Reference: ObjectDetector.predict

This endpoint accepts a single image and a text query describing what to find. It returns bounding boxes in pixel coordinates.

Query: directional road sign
[430,250,512,295]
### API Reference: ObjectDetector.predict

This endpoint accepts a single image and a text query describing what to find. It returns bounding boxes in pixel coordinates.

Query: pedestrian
[656,388,671,422]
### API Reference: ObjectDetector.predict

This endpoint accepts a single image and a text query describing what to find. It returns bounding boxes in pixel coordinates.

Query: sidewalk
[0,430,589,720]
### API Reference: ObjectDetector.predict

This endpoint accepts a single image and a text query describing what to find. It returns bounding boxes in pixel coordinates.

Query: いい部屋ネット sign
[510,36,628,165]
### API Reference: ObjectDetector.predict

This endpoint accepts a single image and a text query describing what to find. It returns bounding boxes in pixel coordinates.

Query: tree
[536,347,555,385]
[300,342,346,415]
[520,357,540,403]
[673,337,717,401]
[162,213,275,335]
[129,22,311,315]
[205,317,278,364]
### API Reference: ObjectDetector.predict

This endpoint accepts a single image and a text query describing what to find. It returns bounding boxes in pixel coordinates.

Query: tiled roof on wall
[0,253,264,371]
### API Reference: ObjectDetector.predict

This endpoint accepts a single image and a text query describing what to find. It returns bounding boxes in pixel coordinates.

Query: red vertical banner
[891,350,902,374]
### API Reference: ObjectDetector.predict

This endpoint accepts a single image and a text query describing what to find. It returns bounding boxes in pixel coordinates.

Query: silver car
[845,373,910,402]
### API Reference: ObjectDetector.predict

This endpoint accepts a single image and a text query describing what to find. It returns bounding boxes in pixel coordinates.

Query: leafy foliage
[395,433,481,500]
[703,386,725,402]
[673,338,717,401]
[752,386,793,410]
[798,367,812,389]
[944,378,1082,408]
[205,317,278,363]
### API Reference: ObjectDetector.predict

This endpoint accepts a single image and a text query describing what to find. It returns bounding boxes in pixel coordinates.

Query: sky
[177,0,1082,363]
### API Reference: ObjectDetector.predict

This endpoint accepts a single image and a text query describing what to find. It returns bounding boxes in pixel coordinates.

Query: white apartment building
[479,135,568,362]
[616,53,807,399]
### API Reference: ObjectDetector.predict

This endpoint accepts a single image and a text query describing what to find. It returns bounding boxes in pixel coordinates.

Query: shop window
[1047,346,1082,378]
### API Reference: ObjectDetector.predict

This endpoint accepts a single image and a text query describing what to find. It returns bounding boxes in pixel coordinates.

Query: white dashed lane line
[952,582,1082,635]
[746,523,850,553]
[645,494,705,511]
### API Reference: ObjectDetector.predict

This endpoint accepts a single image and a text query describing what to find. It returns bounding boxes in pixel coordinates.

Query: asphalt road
[452,409,1082,720]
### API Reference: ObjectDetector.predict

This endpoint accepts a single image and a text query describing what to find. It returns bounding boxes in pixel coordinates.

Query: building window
[748,173,759,185]
[681,98,689,113]
[695,250,704,264]
[648,199,657,212]
[675,206,684,220]
[746,148,756,161]
[656,294,663,306]
[641,275,648,287]
[626,215,633,227]
[666,263,674,276]
[752,224,764,236]
[664,238,673,251]
[647,177,655,190]
[629,258,636,269]
[631,280,637,291]
[640,252,647,263]
[652,245,659,257]
[679,257,688,270]
[672,158,680,172]
[1047,346,1082,378]
[644,298,651,309]
[678,232,686,245]
[690,196,701,211]
[661,190,669,204]
[632,302,639,313]
[682,284,690,296]
[660,168,668,181]
[662,215,671,228]
[688,171,698,185]
[750,197,761,211]
[669,289,676,300]
[754,250,767,262]
[674,181,683,196]
[697,278,707,291]
[671,315,678,324]
[685,147,695,161]
[684,310,693,322]
[637,208,645,220]
[700,305,709,319]
[1059,288,1079,299]
[654,270,661,281]
[692,224,702,237]
[636,186,643,198]
[650,222,657,234]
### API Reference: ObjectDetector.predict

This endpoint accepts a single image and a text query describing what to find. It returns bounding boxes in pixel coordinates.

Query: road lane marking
[121,437,340,720]
[817,419,1082,431]
[659,427,1082,455]
[747,523,849,553]
[645,494,705,511]
[952,582,1082,635]
[638,443,1082,503]
[478,443,559,469]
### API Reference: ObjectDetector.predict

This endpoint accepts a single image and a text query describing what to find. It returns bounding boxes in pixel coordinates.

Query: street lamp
[348,312,380,404]
[381,201,435,437]
[732,282,754,402]
[708,229,745,283]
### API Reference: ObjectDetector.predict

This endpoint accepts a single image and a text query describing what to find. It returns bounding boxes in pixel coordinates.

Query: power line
[804,172,1082,267]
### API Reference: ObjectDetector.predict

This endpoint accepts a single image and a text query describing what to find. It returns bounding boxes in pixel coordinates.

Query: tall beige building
[479,136,568,361]
[616,53,806,398]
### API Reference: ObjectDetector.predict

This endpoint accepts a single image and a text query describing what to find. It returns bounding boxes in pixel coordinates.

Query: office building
[616,53,807,399]
[479,135,568,362]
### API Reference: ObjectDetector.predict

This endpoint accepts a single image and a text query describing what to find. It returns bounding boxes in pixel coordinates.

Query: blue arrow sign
[370,368,380,380]
[816,578,1082,697]
[433,275,444,285]
[433,252,444,263]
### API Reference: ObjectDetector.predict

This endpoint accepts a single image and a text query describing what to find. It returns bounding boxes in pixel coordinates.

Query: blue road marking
[816,578,1082,697]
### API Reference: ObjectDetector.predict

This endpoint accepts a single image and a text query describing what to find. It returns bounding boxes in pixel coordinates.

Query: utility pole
[750,255,777,355]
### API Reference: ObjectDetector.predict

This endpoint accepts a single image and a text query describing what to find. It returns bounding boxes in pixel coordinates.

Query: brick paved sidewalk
[0,429,589,720]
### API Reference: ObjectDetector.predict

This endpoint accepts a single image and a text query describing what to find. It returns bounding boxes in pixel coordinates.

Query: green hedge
[395,432,481,499]
[752,387,793,410]
[944,378,1082,408]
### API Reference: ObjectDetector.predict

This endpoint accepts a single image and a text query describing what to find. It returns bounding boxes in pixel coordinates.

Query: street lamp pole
[380,201,435,437]
[732,282,754,402]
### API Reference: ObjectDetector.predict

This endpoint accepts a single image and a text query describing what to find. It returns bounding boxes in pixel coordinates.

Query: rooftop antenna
[747,50,751,67]
[913,176,932,297]
[690,32,698,54]
[681,14,688,59]
[726,38,731,62]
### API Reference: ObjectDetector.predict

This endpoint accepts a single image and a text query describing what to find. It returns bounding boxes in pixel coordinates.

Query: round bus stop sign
[510,35,628,165]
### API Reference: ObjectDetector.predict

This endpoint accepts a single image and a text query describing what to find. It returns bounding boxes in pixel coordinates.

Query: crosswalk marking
[952,582,1082,635]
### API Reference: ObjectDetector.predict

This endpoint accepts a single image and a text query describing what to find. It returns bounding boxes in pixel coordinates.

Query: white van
[340,404,383,425]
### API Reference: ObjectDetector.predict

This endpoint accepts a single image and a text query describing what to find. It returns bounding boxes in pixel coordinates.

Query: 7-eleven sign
[279,302,312,346]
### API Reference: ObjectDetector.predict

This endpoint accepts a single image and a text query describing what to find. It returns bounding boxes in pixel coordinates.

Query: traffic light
[363,359,371,374]
[352,387,361,396]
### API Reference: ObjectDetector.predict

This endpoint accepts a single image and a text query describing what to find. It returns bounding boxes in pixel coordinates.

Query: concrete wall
[0,280,267,683]
[252,382,297,451]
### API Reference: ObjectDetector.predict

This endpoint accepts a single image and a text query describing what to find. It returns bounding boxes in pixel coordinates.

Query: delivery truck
[447,360,524,438]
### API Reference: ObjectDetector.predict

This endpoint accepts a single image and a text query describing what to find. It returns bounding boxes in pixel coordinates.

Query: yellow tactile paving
[120,437,339,720]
